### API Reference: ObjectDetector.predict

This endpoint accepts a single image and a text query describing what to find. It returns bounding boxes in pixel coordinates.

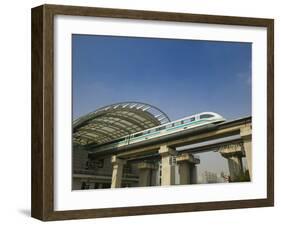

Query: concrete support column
[219,144,245,181]
[137,162,157,187]
[176,153,200,185]
[111,156,126,188]
[227,156,243,180]
[159,145,176,186]
[150,166,158,186]
[241,126,252,179]
[191,165,198,184]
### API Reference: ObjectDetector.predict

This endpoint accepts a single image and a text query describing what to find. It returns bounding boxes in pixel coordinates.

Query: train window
[115,137,125,143]
[134,132,143,138]
[184,117,195,123]
[200,114,213,119]
[156,126,166,131]
[166,123,173,128]
[174,121,181,126]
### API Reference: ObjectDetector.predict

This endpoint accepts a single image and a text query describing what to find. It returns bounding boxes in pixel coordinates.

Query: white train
[92,112,225,152]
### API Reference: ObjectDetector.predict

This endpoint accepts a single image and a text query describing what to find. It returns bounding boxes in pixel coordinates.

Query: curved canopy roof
[73,102,170,146]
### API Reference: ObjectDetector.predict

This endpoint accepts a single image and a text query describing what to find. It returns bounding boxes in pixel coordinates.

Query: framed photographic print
[31,4,274,221]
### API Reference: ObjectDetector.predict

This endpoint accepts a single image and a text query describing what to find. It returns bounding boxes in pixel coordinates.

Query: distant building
[198,171,229,184]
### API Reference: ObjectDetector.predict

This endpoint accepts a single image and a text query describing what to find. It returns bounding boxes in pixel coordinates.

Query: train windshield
[200,114,214,119]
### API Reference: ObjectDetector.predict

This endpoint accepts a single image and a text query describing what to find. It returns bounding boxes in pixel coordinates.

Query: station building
[72,102,173,189]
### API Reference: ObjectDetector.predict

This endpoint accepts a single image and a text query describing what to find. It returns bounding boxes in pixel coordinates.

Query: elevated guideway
[88,116,251,159]
[88,116,252,187]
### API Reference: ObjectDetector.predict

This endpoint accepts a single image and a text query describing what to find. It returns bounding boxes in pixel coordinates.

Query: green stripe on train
[122,119,209,143]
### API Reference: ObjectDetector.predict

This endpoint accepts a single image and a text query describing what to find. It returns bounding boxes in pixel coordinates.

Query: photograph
[71,34,252,190]
[30,4,274,221]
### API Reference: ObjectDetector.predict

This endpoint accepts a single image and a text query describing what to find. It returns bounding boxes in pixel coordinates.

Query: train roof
[130,112,224,133]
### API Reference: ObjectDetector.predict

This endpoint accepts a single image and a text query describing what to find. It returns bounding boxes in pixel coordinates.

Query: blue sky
[72,34,251,121]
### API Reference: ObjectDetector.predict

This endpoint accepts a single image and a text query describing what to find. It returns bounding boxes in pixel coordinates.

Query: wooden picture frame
[31,4,274,221]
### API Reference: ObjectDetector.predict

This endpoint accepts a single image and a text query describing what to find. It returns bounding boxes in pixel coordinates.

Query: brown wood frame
[31,4,274,221]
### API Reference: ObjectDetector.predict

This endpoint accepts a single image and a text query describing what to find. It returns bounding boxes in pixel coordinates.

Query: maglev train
[92,112,225,152]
